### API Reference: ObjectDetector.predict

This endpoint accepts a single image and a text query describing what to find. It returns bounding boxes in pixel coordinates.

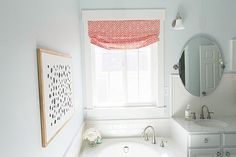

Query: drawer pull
[226,152,230,157]
[204,138,208,143]
[217,152,221,156]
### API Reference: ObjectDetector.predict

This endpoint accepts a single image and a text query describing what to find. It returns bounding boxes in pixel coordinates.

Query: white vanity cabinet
[172,118,236,157]
[188,133,236,157]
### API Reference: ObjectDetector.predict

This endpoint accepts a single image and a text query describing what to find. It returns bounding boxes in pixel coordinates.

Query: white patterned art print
[37,48,75,147]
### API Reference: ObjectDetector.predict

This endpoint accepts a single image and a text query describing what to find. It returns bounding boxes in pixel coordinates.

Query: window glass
[93,44,157,107]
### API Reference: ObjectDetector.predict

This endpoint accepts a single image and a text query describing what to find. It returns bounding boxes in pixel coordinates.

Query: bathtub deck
[79,137,185,157]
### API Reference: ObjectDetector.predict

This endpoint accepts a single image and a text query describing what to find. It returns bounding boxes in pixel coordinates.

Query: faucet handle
[191,112,196,120]
[207,112,214,119]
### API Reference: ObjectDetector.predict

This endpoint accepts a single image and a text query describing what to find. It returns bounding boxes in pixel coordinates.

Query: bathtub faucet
[142,126,156,144]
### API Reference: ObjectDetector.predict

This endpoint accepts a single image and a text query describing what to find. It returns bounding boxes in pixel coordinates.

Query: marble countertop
[173,116,236,134]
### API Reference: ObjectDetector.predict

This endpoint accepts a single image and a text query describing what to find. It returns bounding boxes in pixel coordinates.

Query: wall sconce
[172,12,185,30]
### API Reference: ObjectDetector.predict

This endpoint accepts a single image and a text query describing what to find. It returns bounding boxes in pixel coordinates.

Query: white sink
[194,119,228,128]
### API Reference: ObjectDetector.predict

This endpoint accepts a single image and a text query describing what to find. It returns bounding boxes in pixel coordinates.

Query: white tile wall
[171,73,236,118]
[85,119,171,138]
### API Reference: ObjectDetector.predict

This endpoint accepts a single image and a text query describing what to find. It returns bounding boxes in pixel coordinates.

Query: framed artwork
[37,48,75,147]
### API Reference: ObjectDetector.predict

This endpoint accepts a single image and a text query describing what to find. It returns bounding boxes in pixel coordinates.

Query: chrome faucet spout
[200,105,213,119]
[142,126,156,144]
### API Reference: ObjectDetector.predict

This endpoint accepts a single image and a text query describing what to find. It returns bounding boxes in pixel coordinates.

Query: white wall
[0,0,84,157]
[79,0,236,116]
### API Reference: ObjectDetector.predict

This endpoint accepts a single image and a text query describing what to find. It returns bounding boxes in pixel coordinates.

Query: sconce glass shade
[172,13,185,30]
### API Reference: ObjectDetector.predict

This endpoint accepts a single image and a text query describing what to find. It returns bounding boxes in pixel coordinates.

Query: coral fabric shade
[88,20,160,50]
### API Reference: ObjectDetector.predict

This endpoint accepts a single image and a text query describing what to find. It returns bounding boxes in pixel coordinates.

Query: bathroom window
[93,44,156,107]
[82,10,166,119]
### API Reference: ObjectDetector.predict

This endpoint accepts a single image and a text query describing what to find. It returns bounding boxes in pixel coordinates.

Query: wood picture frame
[37,48,75,147]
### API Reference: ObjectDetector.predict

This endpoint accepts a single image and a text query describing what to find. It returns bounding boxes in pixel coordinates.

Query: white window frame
[82,9,166,119]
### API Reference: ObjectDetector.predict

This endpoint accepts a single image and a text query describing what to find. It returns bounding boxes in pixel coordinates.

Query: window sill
[85,106,170,120]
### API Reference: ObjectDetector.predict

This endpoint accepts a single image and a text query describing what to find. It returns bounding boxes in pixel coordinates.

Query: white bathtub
[80,138,179,157]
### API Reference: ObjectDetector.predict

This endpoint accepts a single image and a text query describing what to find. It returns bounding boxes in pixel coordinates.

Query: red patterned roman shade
[88,20,160,50]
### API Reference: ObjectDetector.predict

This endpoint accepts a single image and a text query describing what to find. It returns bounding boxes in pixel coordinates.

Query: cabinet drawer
[223,134,236,146]
[189,134,221,148]
[189,148,221,157]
